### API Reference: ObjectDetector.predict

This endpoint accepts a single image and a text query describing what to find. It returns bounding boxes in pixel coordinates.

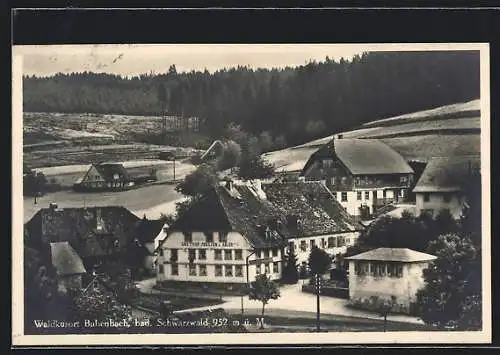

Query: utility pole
[316,273,321,332]
[173,156,176,182]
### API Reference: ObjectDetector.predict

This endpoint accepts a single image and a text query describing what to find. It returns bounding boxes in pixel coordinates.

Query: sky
[14,44,368,77]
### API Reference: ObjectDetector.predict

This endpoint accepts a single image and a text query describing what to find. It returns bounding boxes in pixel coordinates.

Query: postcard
[12,43,491,346]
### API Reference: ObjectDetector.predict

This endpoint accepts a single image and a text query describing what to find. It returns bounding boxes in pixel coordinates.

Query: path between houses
[136,278,423,325]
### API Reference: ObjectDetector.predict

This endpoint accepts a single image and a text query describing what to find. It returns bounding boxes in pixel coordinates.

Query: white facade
[157,230,283,285]
[333,189,400,216]
[347,260,431,314]
[415,192,464,219]
[287,231,360,266]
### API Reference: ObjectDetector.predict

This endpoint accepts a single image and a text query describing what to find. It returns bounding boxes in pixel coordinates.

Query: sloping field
[263,99,482,172]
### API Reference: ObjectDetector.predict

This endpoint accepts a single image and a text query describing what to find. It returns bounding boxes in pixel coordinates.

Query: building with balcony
[413,155,480,219]
[301,136,414,218]
[156,179,363,288]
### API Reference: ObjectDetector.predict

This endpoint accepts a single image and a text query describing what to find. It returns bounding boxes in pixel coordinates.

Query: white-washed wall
[416,192,464,219]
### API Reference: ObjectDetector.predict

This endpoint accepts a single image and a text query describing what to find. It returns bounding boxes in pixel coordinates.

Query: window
[330,177,336,186]
[345,238,351,245]
[235,249,243,260]
[400,175,408,183]
[341,192,348,202]
[219,232,228,243]
[310,239,315,249]
[204,231,213,243]
[256,264,261,275]
[373,263,387,277]
[423,193,430,202]
[365,191,370,200]
[327,237,336,248]
[159,248,164,257]
[337,236,345,247]
[184,232,192,243]
[171,263,178,275]
[189,264,197,276]
[288,242,295,252]
[225,265,233,277]
[357,191,362,201]
[264,250,270,258]
[443,193,452,203]
[170,249,178,262]
[300,240,307,251]
[272,248,278,257]
[198,249,206,260]
[235,265,243,277]
[224,250,232,260]
[321,238,326,248]
[199,264,207,276]
[265,264,270,274]
[273,262,279,274]
[214,249,222,260]
[215,265,223,277]
[159,264,164,274]
[188,249,196,262]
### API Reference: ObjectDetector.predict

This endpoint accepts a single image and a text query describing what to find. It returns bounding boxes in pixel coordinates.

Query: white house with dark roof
[413,155,480,219]
[345,247,436,315]
[50,241,87,291]
[301,136,414,218]
[156,179,363,288]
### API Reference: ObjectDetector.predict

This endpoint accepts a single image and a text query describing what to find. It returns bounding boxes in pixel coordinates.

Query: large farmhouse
[413,155,480,219]
[345,247,436,315]
[301,136,414,218]
[156,179,362,289]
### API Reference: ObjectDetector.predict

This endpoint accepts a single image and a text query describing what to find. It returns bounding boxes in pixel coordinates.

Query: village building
[25,204,142,272]
[133,216,167,275]
[301,136,414,218]
[156,179,362,289]
[345,247,436,315]
[200,140,224,162]
[413,155,481,219]
[49,241,87,291]
[73,163,134,191]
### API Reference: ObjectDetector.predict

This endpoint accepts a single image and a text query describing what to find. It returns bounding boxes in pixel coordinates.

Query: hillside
[262,99,481,172]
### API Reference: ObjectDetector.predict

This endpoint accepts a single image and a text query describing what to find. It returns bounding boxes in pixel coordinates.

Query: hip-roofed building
[301,136,414,218]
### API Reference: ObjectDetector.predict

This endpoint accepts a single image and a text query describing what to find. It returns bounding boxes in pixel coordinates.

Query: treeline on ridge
[23,51,480,146]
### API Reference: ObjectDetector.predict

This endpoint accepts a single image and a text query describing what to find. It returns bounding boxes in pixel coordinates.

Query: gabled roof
[26,206,141,258]
[50,241,87,276]
[134,218,166,244]
[413,155,481,193]
[345,247,437,262]
[304,138,414,175]
[93,163,131,182]
[166,180,362,249]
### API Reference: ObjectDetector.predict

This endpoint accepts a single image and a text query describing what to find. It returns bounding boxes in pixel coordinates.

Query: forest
[23,50,480,147]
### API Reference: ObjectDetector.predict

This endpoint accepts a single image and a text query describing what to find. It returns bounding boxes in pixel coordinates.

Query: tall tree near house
[175,163,218,198]
[248,274,281,328]
[416,233,481,330]
[281,249,299,284]
[238,155,275,180]
[308,245,332,332]
[217,140,242,171]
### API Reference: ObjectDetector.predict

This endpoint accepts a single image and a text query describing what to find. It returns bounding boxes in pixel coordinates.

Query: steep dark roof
[134,218,165,244]
[167,181,362,248]
[261,181,363,236]
[304,138,414,175]
[413,155,481,193]
[50,241,87,276]
[345,247,436,262]
[93,163,131,182]
[25,206,141,259]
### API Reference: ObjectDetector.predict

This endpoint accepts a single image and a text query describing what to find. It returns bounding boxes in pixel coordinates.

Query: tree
[281,249,299,284]
[379,296,397,332]
[238,155,275,180]
[217,140,242,171]
[416,233,481,330]
[259,131,274,152]
[308,245,332,332]
[175,164,218,198]
[248,274,281,328]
